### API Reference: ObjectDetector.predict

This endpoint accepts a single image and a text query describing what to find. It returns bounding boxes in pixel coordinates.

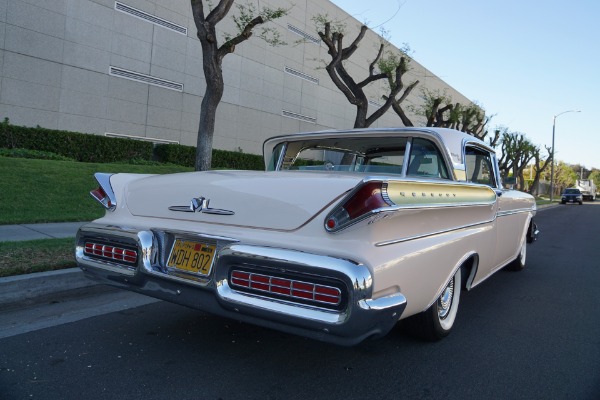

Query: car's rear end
[76,170,409,345]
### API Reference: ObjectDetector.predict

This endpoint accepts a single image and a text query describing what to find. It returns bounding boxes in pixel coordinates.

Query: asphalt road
[1,203,599,400]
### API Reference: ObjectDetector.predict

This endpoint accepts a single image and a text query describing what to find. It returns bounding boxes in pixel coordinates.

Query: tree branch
[218,15,264,59]
[205,0,235,25]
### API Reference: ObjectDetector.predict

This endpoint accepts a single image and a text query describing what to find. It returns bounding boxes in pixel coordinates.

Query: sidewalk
[0,221,96,310]
[0,221,87,242]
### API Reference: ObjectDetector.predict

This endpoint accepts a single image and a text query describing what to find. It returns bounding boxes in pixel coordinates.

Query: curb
[0,268,100,309]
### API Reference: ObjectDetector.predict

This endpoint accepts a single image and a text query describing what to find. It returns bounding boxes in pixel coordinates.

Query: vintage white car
[76,127,538,345]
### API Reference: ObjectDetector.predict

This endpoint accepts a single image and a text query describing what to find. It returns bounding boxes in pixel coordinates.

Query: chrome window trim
[462,144,498,188]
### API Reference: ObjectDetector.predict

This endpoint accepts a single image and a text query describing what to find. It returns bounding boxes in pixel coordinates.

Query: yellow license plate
[167,239,216,276]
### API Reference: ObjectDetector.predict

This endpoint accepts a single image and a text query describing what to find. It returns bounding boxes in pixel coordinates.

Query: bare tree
[191,0,288,171]
[379,50,420,126]
[496,129,536,189]
[407,88,495,145]
[314,17,417,128]
[528,145,552,196]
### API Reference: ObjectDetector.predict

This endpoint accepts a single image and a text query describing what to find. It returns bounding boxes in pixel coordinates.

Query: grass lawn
[0,238,76,277]
[0,157,191,224]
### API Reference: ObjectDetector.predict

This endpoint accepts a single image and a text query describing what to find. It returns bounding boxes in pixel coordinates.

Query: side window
[465,147,497,187]
[267,143,285,171]
[407,138,450,179]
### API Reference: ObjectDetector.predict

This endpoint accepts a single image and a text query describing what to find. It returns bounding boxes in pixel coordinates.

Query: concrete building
[0,0,472,155]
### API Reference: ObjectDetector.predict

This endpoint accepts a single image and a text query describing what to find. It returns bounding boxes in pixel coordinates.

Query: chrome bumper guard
[75,223,407,346]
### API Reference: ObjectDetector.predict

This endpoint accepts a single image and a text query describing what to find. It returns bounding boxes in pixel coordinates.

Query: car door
[463,145,525,275]
[465,147,525,270]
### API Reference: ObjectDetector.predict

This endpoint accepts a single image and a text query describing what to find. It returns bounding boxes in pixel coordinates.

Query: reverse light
[325,181,394,232]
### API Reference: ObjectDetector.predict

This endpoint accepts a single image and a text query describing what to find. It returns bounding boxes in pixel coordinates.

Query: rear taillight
[230,270,343,307]
[90,173,116,211]
[84,242,137,264]
[91,187,113,208]
[325,181,394,232]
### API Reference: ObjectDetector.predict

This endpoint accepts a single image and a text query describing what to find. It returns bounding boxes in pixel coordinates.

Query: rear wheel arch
[403,254,477,341]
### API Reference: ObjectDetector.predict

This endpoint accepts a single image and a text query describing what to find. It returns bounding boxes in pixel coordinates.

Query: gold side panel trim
[385,181,496,207]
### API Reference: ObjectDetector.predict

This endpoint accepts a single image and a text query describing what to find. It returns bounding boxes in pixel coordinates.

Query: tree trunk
[195,15,225,171]
[195,69,223,171]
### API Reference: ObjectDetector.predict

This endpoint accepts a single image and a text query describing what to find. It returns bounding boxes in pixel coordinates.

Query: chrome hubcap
[438,277,455,320]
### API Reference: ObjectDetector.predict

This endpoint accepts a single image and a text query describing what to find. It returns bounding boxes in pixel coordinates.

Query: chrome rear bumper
[75,222,407,346]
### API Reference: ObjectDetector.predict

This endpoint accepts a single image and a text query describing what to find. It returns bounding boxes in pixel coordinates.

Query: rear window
[283,137,409,175]
[272,136,450,180]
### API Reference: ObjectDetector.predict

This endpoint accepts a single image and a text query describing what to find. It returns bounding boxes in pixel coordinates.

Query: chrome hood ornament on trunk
[169,196,235,215]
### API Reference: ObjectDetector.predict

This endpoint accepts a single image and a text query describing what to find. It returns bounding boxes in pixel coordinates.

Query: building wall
[0,0,472,155]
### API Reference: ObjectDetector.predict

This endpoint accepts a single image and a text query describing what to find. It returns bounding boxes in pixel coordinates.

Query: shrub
[0,118,265,169]
[0,148,75,161]
[212,149,264,170]
[155,144,264,170]
[0,118,153,163]
[154,143,195,167]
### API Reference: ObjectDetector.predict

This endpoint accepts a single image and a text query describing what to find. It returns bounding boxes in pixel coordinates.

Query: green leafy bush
[212,149,264,170]
[0,118,265,169]
[0,118,153,163]
[155,144,264,170]
[153,142,195,167]
[0,148,75,161]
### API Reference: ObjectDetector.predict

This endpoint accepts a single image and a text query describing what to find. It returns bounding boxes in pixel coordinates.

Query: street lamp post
[550,110,581,202]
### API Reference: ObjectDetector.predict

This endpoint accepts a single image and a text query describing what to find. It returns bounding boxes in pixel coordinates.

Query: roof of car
[263,127,494,169]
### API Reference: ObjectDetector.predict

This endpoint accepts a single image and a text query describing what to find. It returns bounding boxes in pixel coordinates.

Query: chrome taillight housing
[325,181,394,232]
[230,269,344,309]
[84,241,137,264]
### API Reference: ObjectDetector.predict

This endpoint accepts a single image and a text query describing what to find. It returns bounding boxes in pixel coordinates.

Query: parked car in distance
[561,188,583,205]
[76,127,539,346]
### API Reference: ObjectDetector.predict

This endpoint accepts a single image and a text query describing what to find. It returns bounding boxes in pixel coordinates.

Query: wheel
[505,238,526,271]
[579,201,583,205]
[561,201,566,204]
[405,268,462,341]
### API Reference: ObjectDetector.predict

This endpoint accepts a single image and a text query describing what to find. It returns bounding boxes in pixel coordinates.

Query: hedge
[0,148,75,161]
[0,118,265,170]
[0,118,153,163]
[154,143,264,170]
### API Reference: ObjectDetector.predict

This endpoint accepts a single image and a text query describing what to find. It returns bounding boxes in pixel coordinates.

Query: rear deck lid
[125,170,363,231]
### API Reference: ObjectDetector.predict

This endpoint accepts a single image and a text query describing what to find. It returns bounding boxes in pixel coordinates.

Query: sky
[329,0,599,170]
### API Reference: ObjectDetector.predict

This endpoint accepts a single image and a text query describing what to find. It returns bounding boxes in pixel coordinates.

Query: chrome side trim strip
[375,219,494,247]
[331,201,496,235]
[497,207,536,217]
